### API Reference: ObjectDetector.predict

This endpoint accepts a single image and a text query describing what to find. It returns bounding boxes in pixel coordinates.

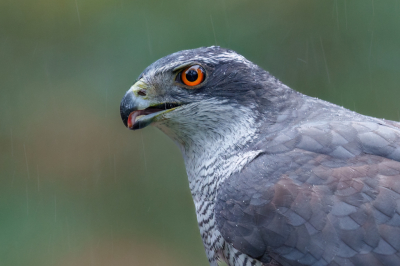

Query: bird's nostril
[138,89,147,96]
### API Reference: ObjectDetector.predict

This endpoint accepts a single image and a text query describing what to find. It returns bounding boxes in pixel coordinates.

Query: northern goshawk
[120,46,400,266]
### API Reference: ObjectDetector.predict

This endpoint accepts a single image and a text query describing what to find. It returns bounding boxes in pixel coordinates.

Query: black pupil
[186,69,198,82]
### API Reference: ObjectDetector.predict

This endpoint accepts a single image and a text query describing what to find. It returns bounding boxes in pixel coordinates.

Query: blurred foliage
[1,0,400,265]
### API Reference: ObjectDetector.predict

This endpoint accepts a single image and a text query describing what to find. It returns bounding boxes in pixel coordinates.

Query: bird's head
[120,46,293,149]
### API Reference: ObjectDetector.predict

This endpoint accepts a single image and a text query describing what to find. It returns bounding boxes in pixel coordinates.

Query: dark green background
[1,1,400,265]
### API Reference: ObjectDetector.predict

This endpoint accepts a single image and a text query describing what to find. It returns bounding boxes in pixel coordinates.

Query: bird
[120,46,400,266]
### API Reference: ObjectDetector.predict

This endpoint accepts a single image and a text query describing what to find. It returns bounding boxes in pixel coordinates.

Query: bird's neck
[156,99,262,201]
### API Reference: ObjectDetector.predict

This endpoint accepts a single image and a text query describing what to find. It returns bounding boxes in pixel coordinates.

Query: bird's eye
[178,65,205,87]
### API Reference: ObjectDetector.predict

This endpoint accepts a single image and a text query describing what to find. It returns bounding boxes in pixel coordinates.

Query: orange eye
[180,65,205,87]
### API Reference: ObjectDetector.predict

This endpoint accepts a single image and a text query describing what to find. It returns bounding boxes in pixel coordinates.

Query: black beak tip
[120,97,133,128]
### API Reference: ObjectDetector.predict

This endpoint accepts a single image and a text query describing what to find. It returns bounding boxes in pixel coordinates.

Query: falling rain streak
[54,195,57,222]
[26,184,29,216]
[210,14,218,46]
[75,0,81,25]
[37,165,40,191]
[10,128,14,157]
[319,37,331,84]
[23,144,30,179]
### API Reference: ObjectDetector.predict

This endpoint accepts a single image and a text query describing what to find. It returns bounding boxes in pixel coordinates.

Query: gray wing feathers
[216,121,400,266]
[263,121,400,160]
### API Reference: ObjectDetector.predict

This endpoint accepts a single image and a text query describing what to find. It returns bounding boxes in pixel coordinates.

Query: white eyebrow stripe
[173,62,195,72]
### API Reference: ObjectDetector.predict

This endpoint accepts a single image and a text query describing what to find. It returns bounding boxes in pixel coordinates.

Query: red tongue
[127,109,164,129]
[127,111,141,129]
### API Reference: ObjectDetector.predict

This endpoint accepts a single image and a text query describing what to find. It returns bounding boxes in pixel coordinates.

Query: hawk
[120,46,400,266]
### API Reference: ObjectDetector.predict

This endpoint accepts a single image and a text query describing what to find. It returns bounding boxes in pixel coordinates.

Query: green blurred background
[1,1,400,265]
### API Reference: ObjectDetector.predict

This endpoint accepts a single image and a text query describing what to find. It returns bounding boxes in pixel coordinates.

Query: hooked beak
[120,79,181,130]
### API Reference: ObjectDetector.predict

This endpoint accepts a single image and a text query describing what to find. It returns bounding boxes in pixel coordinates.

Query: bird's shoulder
[216,119,400,265]
[258,119,400,160]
